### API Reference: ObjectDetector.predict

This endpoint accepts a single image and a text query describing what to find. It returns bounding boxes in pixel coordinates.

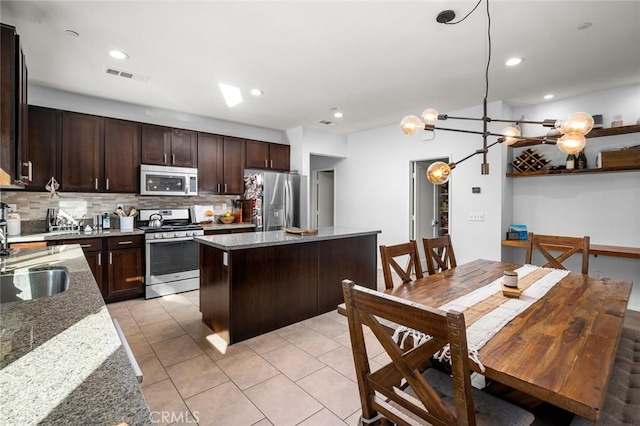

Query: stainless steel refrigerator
[244,170,307,231]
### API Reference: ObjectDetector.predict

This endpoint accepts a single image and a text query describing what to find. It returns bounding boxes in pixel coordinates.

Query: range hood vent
[105,67,149,82]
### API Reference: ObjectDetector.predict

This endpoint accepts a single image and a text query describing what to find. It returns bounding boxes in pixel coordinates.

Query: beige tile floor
[108,269,640,426]
[107,285,388,426]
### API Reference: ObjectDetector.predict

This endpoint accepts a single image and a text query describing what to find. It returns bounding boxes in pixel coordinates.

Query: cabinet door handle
[118,241,133,245]
[172,154,176,165]
[95,178,99,190]
[80,244,92,248]
[217,183,221,193]
[22,161,32,181]
[106,178,110,191]
[265,159,268,167]
[270,159,273,168]
[98,254,101,266]
[109,252,113,264]
[224,184,227,193]
[164,153,168,164]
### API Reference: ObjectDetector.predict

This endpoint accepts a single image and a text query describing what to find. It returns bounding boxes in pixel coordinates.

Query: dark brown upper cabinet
[1,24,28,186]
[141,124,197,168]
[104,118,140,192]
[60,111,140,192]
[197,133,244,195]
[245,139,290,171]
[23,106,58,190]
[61,111,103,192]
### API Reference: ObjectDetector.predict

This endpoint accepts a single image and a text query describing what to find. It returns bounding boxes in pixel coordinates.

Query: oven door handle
[145,236,200,244]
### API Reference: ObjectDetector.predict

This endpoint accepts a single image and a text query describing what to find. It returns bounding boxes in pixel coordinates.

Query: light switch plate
[468,212,485,222]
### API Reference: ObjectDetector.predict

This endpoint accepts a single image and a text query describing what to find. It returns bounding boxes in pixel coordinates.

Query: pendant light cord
[444,0,482,25]
[444,0,491,103]
[484,0,491,104]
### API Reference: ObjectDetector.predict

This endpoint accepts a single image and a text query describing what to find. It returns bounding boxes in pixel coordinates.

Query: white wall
[339,101,510,266]
[309,85,639,310]
[509,83,640,310]
[29,86,287,143]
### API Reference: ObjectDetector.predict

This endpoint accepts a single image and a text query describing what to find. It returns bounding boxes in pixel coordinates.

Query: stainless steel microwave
[140,164,198,196]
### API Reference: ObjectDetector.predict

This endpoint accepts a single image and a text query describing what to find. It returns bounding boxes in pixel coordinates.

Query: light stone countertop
[7,228,145,244]
[0,245,153,425]
[195,226,381,251]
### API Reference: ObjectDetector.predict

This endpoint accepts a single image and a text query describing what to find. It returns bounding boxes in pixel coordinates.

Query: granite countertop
[200,222,256,232]
[0,246,153,425]
[195,226,381,250]
[7,228,145,244]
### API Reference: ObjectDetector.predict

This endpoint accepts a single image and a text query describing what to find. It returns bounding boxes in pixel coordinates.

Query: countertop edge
[195,228,381,250]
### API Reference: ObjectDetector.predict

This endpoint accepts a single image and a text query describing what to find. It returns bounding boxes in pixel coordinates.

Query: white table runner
[393,264,570,371]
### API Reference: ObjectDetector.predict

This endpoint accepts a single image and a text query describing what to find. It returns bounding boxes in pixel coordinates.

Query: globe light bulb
[400,115,423,135]
[420,108,439,126]
[556,131,586,154]
[500,127,521,145]
[561,112,594,135]
[426,161,451,185]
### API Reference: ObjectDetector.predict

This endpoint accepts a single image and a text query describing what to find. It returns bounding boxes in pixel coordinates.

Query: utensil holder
[120,216,134,232]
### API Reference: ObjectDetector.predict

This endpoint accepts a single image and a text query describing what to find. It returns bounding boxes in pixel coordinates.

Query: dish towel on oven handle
[392,264,570,372]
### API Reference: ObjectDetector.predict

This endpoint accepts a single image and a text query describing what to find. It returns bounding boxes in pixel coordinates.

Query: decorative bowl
[219,215,235,224]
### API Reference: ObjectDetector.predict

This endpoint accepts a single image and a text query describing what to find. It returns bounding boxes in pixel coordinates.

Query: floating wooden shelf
[507,123,640,176]
[506,164,640,177]
[510,124,640,148]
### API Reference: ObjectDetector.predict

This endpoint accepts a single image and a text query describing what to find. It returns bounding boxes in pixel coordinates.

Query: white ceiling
[2,1,639,135]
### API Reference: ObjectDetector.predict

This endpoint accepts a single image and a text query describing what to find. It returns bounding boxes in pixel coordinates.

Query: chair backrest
[379,240,424,290]
[525,232,590,274]
[342,279,477,425]
[423,235,457,275]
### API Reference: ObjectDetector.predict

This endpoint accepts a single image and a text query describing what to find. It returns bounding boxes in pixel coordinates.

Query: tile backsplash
[0,191,238,222]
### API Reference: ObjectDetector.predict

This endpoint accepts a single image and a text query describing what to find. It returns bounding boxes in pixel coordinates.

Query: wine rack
[510,148,550,173]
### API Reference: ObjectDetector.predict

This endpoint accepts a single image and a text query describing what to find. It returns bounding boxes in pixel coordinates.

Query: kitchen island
[0,245,152,425]
[195,227,380,344]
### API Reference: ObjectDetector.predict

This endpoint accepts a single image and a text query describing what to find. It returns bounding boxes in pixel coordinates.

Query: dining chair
[341,279,535,426]
[423,234,457,275]
[379,240,423,290]
[570,327,640,425]
[525,232,590,274]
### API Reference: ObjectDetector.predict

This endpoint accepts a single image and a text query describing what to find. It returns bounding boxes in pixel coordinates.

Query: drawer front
[61,238,103,252]
[108,235,142,250]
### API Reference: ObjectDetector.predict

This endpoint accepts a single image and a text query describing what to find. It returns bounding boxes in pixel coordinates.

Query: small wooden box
[502,284,521,298]
[600,149,640,170]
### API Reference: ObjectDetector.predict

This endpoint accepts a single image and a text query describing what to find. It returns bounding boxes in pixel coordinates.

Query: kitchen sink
[0,266,69,303]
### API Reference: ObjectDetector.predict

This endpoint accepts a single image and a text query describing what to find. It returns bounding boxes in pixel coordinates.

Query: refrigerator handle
[284,178,291,228]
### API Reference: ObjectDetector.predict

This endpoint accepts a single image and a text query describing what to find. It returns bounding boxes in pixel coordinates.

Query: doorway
[313,169,335,228]
[410,158,450,268]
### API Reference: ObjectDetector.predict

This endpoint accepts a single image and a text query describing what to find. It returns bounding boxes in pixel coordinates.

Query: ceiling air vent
[105,67,149,82]
[318,120,334,125]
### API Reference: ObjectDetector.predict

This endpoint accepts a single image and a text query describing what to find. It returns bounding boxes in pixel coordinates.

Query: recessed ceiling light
[544,94,554,100]
[65,30,79,37]
[505,57,523,67]
[250,89,263,96]
[333,111,344,118]
[219,83,243,107]
[109,50,129,60]
[577,22,593,30]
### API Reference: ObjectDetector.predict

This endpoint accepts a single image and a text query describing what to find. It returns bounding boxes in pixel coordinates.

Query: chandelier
[400,1,594,185]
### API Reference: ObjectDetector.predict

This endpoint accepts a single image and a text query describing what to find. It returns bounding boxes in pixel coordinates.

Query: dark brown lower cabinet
[56,236,143,302]
[107,236,144,300]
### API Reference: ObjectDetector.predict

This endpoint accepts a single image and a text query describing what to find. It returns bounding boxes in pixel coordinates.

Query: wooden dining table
[340,259,633,422]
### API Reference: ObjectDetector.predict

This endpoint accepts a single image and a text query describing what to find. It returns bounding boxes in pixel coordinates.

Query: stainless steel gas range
[137,208,204,299]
